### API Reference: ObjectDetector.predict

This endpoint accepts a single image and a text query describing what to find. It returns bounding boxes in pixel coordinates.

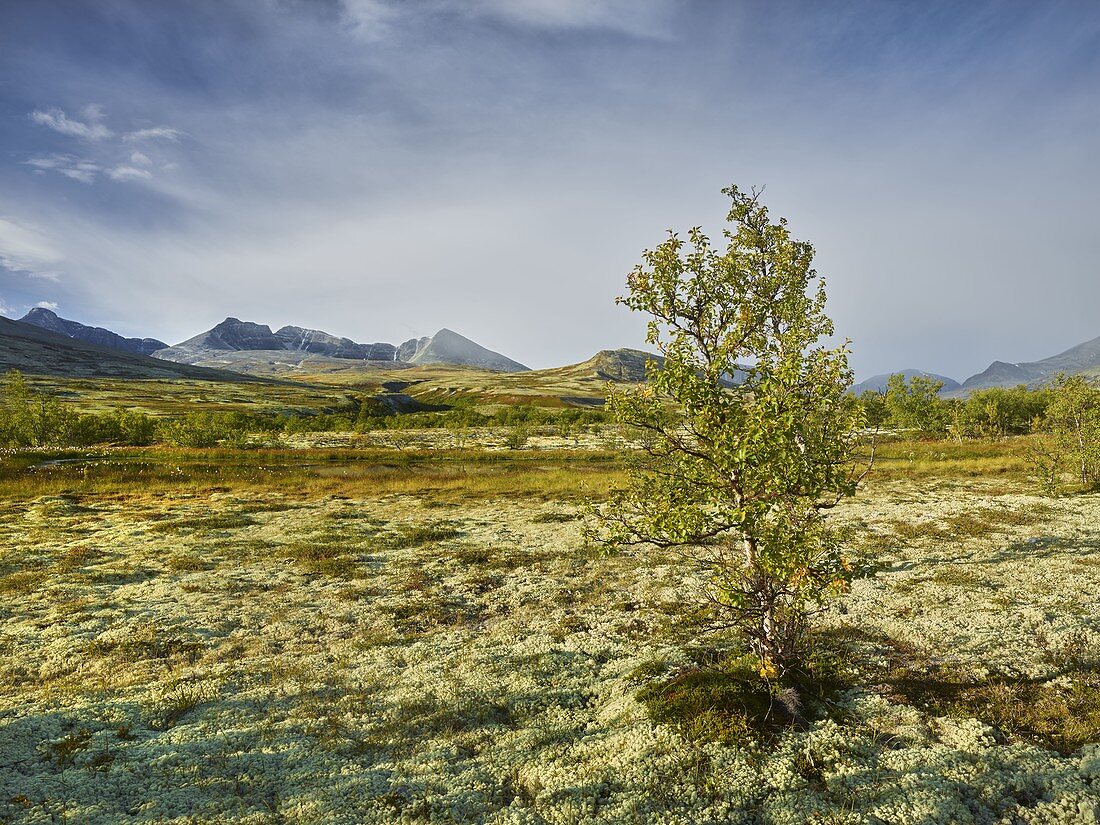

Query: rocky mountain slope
[18,308,167,356]
[274,325,396,360]
[169,317,285,352]
[162,317,398,361]
[145,349,414,376]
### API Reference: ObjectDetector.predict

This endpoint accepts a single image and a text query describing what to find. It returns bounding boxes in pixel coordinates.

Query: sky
[0,0,1098,379]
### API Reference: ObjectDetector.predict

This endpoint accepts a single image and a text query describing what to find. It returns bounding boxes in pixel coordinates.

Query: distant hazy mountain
[850,369,960,395]
[19,308,167,356]
[398,328,528,372]
[0,315,262,381]
[155,318,528,373]
[958,334,1100,392]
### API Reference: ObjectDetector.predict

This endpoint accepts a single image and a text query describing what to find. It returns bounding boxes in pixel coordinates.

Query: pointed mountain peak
[404,328,528,372]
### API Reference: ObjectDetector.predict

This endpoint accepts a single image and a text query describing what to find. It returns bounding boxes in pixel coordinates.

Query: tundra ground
[1,441,1098,824]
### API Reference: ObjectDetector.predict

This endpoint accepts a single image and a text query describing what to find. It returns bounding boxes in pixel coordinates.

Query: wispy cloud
[0,217,64,280]
[80,103,107,121]
[25,154,101,184]
[26,152,161,186]
[461,0,673,36]
[338,0,397,41]
[30,106,113,140]
[108,165,152,181]
[340,0,674,39]
[34,300,60,310]
[23,106,179,187]
[123,126,182,142]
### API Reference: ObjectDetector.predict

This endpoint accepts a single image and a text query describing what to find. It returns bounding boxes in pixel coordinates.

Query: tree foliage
[0,370,158,448]
[1035,374,1100,489]
[951,385,1050,439]
[883,373,948,436]
[596,186,867,676]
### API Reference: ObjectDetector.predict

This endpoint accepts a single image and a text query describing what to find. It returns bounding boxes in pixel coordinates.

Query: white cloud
[80,103,107,122]
[341,0,673,38]
[123,126,182,142]
[108,165,152,182]
[465,0,673,35]
[23,105,179,184]
[58,168,97,184]
[34,300,59,310]
[339,0,397,41]
[25,154,101,184]
[0,297,12,317]
[30,107,113,140]
[0,217,64,280]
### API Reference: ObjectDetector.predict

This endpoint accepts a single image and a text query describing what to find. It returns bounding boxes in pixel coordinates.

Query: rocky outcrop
[586,349,662,382]
[397,337,431,362]
[18,308,167,357]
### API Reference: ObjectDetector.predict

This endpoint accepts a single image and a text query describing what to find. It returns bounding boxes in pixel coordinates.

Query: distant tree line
[0,371,159,447]
[857,372,1100,491]
[4,366,1094,491]
[354,400,608,432]
[857,375,1051,439]
[0,370,611,449]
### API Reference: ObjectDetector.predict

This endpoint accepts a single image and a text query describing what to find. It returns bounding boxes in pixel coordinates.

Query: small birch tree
[1043,373,1100,488]
[597,186,867,678]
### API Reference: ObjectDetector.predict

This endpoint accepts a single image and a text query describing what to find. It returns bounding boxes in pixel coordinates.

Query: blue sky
[1,0,1098,378]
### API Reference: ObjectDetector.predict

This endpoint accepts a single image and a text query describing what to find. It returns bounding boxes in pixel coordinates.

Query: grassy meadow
[1,426,1099,824]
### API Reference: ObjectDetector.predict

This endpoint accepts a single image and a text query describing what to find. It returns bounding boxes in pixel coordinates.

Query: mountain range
[867,334,1100,396]
[147,316,529,373]
[0,314,262,381]
[951,334,1100,393]
[8,309,1100,392]
[20,307,167,357]
[19,311,528,373]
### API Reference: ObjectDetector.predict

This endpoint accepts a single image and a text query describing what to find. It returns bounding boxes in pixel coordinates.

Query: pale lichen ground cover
[1,480,1099,824]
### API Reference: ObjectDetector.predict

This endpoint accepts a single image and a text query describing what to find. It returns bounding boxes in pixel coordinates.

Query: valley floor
[0,449,1099,823]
